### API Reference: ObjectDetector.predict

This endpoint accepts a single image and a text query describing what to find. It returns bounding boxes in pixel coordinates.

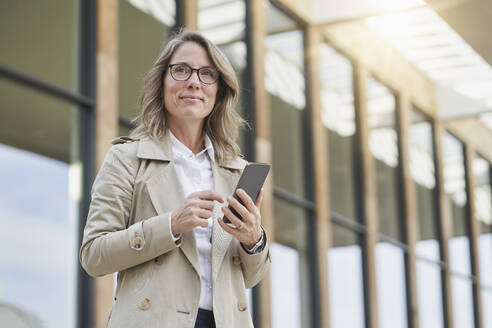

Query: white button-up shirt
[169,131,215,311]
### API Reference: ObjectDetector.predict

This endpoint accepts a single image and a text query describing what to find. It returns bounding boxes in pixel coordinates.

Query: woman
[79,30,270,328]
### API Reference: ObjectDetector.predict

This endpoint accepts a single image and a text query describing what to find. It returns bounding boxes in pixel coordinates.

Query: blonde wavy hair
[130,29,246,164]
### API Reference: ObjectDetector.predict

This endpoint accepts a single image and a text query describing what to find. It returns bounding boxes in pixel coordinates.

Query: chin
[181,107,212,119]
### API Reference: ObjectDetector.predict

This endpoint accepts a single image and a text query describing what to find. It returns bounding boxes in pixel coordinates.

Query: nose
[186,70,201,88]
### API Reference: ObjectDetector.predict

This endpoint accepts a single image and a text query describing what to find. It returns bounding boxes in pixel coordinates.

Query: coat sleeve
[238,238,271,289]
[79,144,180,277]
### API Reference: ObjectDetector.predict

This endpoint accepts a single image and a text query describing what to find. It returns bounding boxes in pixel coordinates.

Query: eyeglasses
[168,63,220,85]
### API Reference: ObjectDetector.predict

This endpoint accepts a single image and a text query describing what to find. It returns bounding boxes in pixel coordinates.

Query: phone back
[236,163,270,203]
[224,163,270,223]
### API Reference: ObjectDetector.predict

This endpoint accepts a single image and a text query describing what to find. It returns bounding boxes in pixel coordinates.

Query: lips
[180,95,203,101]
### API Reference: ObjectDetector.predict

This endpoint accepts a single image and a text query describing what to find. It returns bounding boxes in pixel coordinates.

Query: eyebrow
[170,62,216,69]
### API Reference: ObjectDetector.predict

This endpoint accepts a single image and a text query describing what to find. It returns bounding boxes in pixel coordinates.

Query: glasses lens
[199,67,219,84]
[171,64,191,80]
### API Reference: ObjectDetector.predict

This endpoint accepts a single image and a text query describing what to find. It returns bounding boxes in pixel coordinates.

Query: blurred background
[1,0,491,327]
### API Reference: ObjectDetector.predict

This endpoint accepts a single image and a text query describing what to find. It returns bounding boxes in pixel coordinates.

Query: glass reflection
[119,0,176,119]
[320,44,358,222]
[199,0,245,47]
[483,289,492,328]
[451,276,475,327]
[271,197,310,328]
[0,82,80,327]
[0,0,77,89]
[328,224,365,328]
[416,260,444,328]
[266,4,309,327]
[375,243,408,328]
[442,132,471,275]
[198,0,247,151]
[473,156,492,287]
[118,123,132,138]
[247,288,253,319]
[270,243,302,328]
[266,3,306,198]
[410,109,440,261]
[367,78,402,241]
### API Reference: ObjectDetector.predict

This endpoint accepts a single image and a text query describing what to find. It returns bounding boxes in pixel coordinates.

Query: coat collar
[137,131,173,162]
[136,130,246,170]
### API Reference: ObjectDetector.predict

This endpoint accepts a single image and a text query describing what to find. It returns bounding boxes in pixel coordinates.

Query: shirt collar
[169,130,215,162]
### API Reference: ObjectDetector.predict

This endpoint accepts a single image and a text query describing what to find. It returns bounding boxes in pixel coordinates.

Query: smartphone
[223,163,271,224]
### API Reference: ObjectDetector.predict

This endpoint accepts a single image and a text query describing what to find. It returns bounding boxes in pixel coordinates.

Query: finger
[195,208,212,219]
[218,215,240,236]
[194,218,209,228]
[255,188,264,208]
[193,190,224,203]
[189,199,215,211]
[186,207,210,219]
[221,206,244,228]
[236,189,258,216]
[227,196,250,221]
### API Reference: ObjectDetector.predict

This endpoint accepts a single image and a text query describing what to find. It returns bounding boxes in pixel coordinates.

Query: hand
[218,188,264,249]
[171,190,224,236]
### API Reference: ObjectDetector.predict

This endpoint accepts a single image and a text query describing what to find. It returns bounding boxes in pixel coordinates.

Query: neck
[168,121,206,155]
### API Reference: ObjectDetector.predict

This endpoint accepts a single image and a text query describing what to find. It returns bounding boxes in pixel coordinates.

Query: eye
[173,64,189,74]
[200,68,215,77]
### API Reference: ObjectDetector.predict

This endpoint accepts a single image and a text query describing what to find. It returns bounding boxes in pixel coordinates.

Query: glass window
[0,81,81,327]
[328,224,365,328]
[266,5,310,326]
[119,123,133,137]
[320,44,358,222]
[483,289,492,328]
[410,109,440,261]
[473,156,492,287]
[0,0,77,89]
[411,112,444,328]
[198,0,248,152]
[375,242,408,328]
[416,260,444,328]
[266,3,306,198]
[367,78,407,328]
[442,133,471,275]
[473,156,492,327]
[367,78,402,241]
[442,132,475,325]
[119,0,176,119]
[451,276,475,327]
[270,198,310,328]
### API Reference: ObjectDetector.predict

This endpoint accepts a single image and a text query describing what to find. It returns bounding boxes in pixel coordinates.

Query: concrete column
[93,0,119,327]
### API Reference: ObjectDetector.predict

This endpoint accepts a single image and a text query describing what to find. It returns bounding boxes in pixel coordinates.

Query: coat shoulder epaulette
[111,136,138,145]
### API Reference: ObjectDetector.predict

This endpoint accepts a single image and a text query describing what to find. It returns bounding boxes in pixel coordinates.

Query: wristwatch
[245,227,266,254]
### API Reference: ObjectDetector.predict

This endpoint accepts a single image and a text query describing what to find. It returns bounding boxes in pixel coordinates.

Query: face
[164,42,218,128]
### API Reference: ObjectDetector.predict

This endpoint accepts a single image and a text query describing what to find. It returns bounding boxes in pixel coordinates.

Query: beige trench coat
[79,133,270,328]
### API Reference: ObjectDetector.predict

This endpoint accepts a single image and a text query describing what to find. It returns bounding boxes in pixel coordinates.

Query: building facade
[1,1,491,328]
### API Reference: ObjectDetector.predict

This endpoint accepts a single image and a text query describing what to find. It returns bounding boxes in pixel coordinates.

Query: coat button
[139,298,151,311]
[232,255,241,265]
[132,236,144,250]
[237,301,247,312]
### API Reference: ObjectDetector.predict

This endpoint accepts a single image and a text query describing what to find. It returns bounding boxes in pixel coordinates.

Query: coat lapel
[211,162,242,283]
[141,133,201,277]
